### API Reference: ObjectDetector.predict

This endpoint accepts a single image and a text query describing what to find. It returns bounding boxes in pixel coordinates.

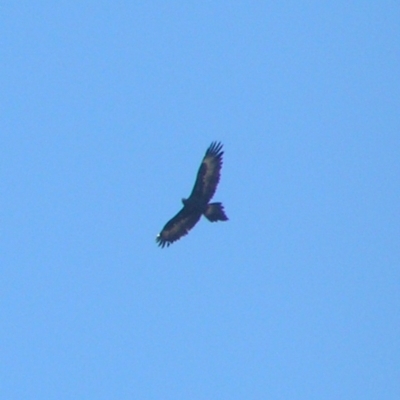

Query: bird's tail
[204,202,228,222]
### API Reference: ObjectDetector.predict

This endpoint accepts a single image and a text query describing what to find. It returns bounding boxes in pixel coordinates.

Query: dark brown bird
[156,142,228,248]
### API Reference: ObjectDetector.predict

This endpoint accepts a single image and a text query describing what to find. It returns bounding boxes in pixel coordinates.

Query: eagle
[156,141,228,248]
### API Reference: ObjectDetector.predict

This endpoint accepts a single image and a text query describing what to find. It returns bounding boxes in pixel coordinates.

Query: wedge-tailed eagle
[156,141,228,248]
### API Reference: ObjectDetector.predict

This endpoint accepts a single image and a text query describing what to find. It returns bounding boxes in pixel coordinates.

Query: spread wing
[156,207,202,248]
[188,141,224,203]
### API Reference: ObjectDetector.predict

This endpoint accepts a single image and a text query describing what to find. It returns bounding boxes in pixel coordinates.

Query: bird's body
[156,142,228,248]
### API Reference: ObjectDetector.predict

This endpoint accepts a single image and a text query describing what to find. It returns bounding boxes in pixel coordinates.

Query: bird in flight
[156,141,228,248]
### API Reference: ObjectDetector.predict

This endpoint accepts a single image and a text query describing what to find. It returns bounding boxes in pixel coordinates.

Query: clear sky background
[1,2,399,399]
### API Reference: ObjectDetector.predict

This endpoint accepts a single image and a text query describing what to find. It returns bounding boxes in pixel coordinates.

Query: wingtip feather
[206,141,224,158]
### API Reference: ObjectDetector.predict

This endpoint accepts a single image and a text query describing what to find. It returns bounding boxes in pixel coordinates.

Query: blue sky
[1,2,399,399]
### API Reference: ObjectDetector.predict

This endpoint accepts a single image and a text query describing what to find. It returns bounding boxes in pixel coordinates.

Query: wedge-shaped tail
[203,202,228,222]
